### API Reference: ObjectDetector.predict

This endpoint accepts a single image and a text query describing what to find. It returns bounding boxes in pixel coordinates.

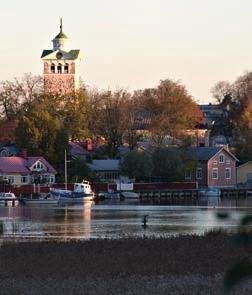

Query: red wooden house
[186,147,238,188]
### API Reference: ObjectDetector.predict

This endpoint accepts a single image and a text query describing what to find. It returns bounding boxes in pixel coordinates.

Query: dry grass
[0,232,251,294]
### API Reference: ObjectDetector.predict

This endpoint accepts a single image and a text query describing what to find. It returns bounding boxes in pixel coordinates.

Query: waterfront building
[0,155,56,185]
[237,161,252,185]
[186,147,238,188]
[41,18,81,94]
[87,160,120,182]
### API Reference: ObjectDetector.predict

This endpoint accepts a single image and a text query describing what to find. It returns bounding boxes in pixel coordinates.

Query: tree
[67,157,92,182]
[120,150,153,181]
[0,73,43,120]
[15,94,69,165]
[133,80,197,147]
[233,100,252,161]
[211,81,232,104]
[152,148,187,182]
[213,72,252,159]
[60,91,90,141]
[155,80,197,141]
[88,89,130,158]
[122,98,142,150]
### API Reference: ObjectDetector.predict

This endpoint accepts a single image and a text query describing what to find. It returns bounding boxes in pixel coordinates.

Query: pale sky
[1,0,252,103]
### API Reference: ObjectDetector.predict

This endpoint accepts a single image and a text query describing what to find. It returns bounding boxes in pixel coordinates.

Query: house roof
[87,160,120,171]
[188,147,238,162]
[69,142,89,156]
[41,50,53,58]
[237,161,252,168]
[0,157,56,174]
[26,157,57,173]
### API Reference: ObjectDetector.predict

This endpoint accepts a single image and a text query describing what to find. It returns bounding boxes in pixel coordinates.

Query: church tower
[41,19,81,94]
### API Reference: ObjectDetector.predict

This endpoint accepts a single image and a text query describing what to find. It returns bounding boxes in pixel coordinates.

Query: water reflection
[0,198,252,241]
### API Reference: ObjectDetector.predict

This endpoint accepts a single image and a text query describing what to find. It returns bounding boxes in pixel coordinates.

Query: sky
[1,0,252,103]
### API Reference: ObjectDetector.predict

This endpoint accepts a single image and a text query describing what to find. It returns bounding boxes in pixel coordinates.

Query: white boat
[97,191,121,200]
[22,195,59,205]
[120,191,139,199]
[0,192,16,200]
[50,180,95,202]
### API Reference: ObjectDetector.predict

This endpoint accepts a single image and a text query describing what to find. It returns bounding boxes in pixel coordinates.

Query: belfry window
[64,64,69,73]
[57,63,62,73]
[50,63,55,73]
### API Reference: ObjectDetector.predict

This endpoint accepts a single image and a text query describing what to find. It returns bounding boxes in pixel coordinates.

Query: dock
[137,189,199,200]
[221,188,249,199]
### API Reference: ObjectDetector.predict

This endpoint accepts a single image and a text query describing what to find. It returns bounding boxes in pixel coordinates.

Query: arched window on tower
[57,63,62,74]
[50,63,55,74]
[64,63,69,74]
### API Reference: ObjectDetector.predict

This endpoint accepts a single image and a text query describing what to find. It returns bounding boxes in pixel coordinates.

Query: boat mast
[65,150,67,190]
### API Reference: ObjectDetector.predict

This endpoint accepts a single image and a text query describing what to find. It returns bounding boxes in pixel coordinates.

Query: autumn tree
[233,100,252,161]
[133,80,197,148]
[122,98,142,150]
[88,89,131,158]
[212,72,252,160]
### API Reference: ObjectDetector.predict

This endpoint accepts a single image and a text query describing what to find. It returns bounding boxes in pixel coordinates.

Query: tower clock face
[56,52,63,59]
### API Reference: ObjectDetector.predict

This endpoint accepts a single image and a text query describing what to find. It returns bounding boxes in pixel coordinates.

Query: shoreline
[0,232,251,294]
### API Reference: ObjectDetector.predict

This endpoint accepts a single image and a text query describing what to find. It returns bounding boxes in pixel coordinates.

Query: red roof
[0,156,57,174]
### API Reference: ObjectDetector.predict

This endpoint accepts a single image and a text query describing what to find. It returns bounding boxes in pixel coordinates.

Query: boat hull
[22,198,59,205]
[120,191,139,199]
[50,189,95,201]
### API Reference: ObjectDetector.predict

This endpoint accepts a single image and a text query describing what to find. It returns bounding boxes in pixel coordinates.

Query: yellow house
[237,162,252,184]
[0,156,56,185]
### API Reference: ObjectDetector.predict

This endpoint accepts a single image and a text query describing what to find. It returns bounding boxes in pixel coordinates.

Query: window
[21,175,28,184]
[33,162,44,171]
[7,176,15,184]
[219,154,224,163]
[196,168,202,180]
[50,63,55,73]
[57,63,62,73]
[225,168,231,179]
[50,175,54,183]
[64,63,69,73]
[212,168,218,180]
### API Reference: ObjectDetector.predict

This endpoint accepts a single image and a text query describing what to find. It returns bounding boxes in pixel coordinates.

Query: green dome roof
[54,18,68,39]
[55,31,68,39]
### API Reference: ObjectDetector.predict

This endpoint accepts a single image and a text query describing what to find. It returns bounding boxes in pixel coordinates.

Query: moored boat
[50,180,95,202]
[0,192,16,200]
[22,196,59,205]
[120,191,139,199]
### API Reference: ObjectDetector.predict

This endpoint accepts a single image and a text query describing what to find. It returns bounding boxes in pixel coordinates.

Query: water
[1,197,252,241]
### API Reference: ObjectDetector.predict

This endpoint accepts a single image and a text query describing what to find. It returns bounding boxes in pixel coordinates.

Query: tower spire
[60,17,63,32]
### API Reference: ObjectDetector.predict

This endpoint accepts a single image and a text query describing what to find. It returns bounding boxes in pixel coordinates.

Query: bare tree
[0,73,43,119]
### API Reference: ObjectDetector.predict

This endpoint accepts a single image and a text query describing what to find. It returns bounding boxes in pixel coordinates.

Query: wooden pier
[220,188,249,199]
[136,188,252,200]
[137,189,199,200]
